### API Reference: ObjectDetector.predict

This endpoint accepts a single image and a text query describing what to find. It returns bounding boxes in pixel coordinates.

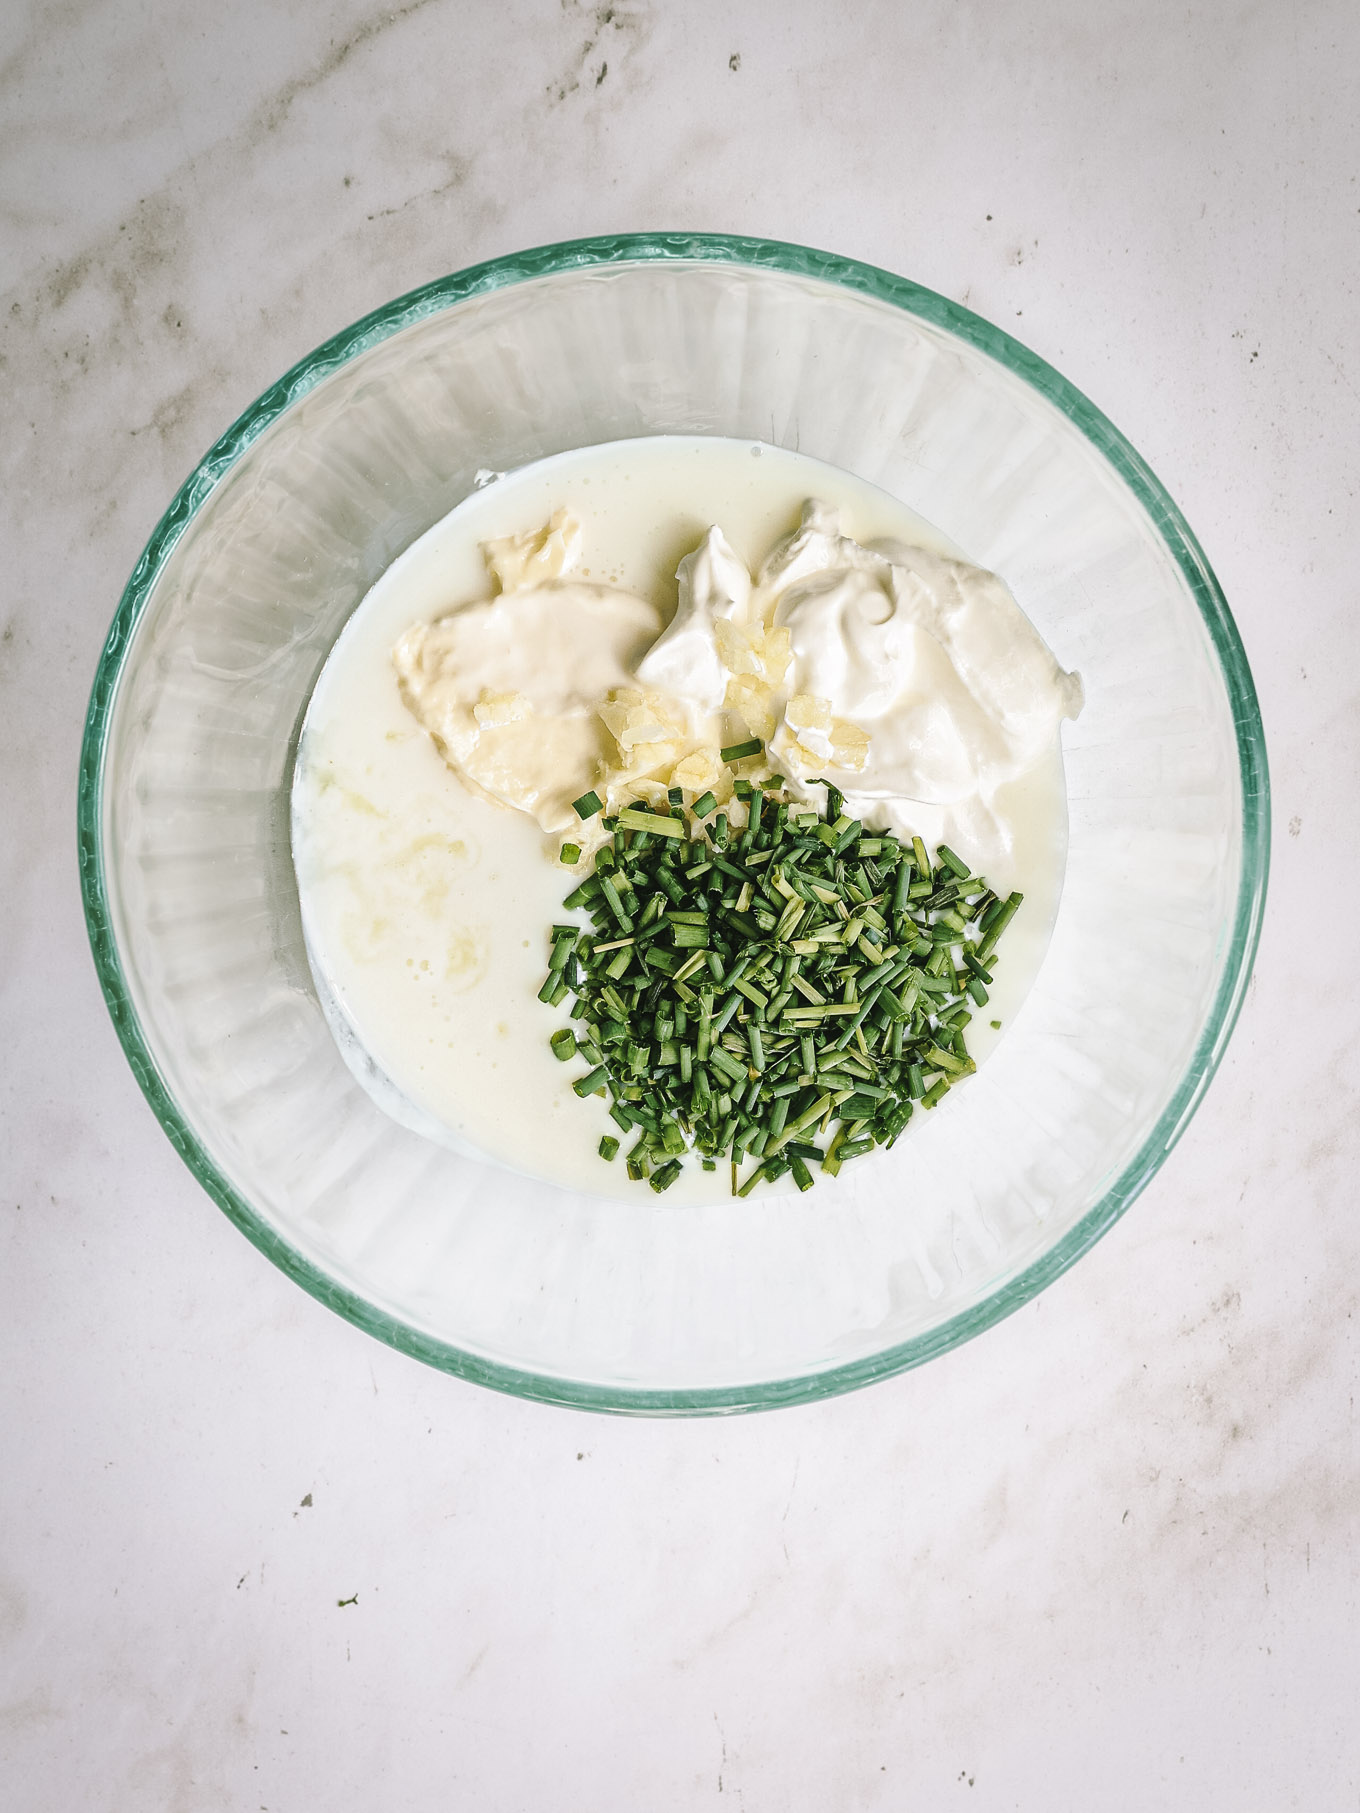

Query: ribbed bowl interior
[80,237,1267,1412]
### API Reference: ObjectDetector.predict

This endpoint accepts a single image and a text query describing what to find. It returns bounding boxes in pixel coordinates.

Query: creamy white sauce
[291,436,1079,1203]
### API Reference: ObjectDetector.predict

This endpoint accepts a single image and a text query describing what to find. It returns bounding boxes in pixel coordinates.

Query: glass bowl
[79,234,1268,1414]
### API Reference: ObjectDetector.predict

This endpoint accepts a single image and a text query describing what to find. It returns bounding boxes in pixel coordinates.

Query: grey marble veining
[3,1,1359,1807]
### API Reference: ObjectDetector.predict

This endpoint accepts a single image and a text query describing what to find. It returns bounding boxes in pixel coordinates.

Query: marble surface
[3,0,1358,1806]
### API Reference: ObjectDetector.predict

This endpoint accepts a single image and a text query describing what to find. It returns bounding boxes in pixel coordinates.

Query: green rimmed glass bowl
[79,234,1268,1414]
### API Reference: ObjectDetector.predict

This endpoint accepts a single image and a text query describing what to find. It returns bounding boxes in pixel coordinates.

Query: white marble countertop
[3,2,1358,1806]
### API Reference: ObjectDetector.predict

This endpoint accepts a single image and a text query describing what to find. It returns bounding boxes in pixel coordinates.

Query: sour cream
[291,436,1080,1202]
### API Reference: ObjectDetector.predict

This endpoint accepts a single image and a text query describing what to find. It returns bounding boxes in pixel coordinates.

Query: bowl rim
[78,231,1270,1415]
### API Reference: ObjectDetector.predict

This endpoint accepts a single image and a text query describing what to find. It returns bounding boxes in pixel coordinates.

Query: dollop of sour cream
[392,498,1082,882]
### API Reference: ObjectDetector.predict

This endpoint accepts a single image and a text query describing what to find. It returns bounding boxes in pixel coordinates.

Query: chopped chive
[962,948,993,983]
[838,1092,883,1120]
[720,737,763,762]
[784,1141,824,1163]
[617,808,686,839]
[735,1160,769,1197]
[892,861,913,916]
[572,790,603,820]
[936,843,970,878]
[977,890,1023,959]
[559,842,582,865]
[598,1135,620,1161]
[539,765,1016,1189]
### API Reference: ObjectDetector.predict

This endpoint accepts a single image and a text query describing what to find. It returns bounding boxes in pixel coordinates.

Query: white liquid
[291,437,1071,1203]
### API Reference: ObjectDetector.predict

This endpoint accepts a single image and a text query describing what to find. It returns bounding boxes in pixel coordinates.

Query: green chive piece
[720,737,763,762]
[541,760,1020,1188]
[599,875,632,930]
[977,890,1023,959]
[617,807,687,839]
[838,1137,876,1160]
[572,790,603,820]
[559,842,582,865]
